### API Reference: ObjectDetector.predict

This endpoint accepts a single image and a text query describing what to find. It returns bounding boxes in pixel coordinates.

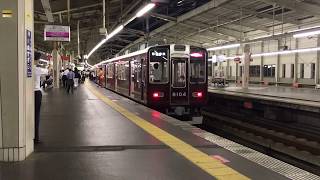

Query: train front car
[147,44,208,116]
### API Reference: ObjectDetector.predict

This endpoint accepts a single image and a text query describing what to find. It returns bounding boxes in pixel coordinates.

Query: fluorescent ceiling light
[92,48,149,68]
[107,25,124,39]
[136,3,155,17]
[225,47,320,60]
[87,3,156,60]
[124,16,136,26]
[87,25,124,59]
[289,25,320,33]
[293,30,320,38]
[87,38,107,59]
[207,43,240,51]
[253,47,320,57]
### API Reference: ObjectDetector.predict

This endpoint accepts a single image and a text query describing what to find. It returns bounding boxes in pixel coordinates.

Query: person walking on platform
[97,68,104,87]
[66,68,75,94]
[62,68,69,88]
[34,52,49,144]
[74,67,81,88]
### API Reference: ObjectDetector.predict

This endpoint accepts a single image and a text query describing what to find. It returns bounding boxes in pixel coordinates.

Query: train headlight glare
[192,92,203,98]
[153,92,164,98]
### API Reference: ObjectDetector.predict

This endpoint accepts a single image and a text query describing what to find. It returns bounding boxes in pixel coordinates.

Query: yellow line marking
[85,82,250,180]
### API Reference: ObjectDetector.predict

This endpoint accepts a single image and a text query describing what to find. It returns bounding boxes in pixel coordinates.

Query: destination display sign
[44,25,70,42]
[150,48,169,62]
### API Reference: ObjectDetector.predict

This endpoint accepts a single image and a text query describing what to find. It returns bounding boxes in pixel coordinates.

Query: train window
[132,60,141,82]
[117,62,128,80]
[190,61,205,83]
[149,48,169,83]
[172,58,187,88]
[107,64,114,78]
[190,51,206,83]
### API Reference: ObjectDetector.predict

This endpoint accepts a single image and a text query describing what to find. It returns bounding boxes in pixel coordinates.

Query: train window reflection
[107,64,114,78]
[172,58,187,88]
[149,48,169,84]
[117,62,128,80]
[132,60,141,83]
[190,61,205,83]
[149,62,168,83]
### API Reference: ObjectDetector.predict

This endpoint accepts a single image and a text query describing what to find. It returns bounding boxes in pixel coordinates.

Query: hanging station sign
[44,25,70,42]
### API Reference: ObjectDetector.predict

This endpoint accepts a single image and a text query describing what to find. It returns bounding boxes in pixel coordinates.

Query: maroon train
[95,44,208,115]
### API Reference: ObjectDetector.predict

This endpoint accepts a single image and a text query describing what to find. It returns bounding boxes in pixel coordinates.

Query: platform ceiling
[33,0,320,64]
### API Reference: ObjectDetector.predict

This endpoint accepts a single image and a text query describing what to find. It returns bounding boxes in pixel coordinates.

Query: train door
[142,57,148,103]
[130,58,142,101]
[104,64,108,88]
[140,58,144,101]
[170,57,189,105]
[106,63,115,90]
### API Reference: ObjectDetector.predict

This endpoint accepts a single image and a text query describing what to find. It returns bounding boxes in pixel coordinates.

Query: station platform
[209,85,320,109]
[0,82,318,180]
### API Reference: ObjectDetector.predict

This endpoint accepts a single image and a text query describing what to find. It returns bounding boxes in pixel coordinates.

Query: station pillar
[52,43,60,88]
[0,0,34,161]
[242,44,251,89]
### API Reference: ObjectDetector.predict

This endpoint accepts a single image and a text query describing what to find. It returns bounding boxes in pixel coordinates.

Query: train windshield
[149,48,169,83]
[172,58,187,88]
[190,49,206,83]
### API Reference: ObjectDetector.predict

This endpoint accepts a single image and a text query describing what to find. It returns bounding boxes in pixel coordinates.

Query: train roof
[92,44,207,69]
[95,48,150,68]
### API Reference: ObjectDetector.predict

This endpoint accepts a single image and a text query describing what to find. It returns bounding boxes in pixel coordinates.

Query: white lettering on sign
[172,92,186,97]
[151,51,166,57]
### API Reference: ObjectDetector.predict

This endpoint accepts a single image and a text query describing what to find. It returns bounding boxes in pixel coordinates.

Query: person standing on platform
[74,67,81,88]
[34,52,49,144]
[59,70,64,86]
[66,68,75,94]
[62,68,69,88]
[98,68,104,87]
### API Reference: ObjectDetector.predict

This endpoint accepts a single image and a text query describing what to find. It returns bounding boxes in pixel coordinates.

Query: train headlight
[153,92,164,98]
[192,92,203,98]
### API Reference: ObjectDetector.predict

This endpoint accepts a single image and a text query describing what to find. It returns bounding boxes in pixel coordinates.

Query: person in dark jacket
[74,67,81,87]
[66,68,75,94]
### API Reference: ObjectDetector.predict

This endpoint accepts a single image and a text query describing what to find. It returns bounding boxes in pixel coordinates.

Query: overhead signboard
[44,25,70,42]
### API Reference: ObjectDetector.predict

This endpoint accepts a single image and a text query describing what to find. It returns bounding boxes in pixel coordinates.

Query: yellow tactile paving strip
[86,83,250,180]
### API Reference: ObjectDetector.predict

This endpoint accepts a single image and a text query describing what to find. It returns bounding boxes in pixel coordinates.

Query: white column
[52,43,60,88]
[211,52,215,78]
[0,0,34,161]
[316,35,320,85]
[260,42,264,82]
[294,38,299,83]
[242,44,251,89]
[275,40,280,84]
[226,49,230,80]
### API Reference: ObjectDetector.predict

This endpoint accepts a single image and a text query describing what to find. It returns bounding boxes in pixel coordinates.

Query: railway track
[201,108,320,175]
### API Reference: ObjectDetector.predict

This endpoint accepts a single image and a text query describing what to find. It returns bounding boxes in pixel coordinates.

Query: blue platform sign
[26,30,32,77]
